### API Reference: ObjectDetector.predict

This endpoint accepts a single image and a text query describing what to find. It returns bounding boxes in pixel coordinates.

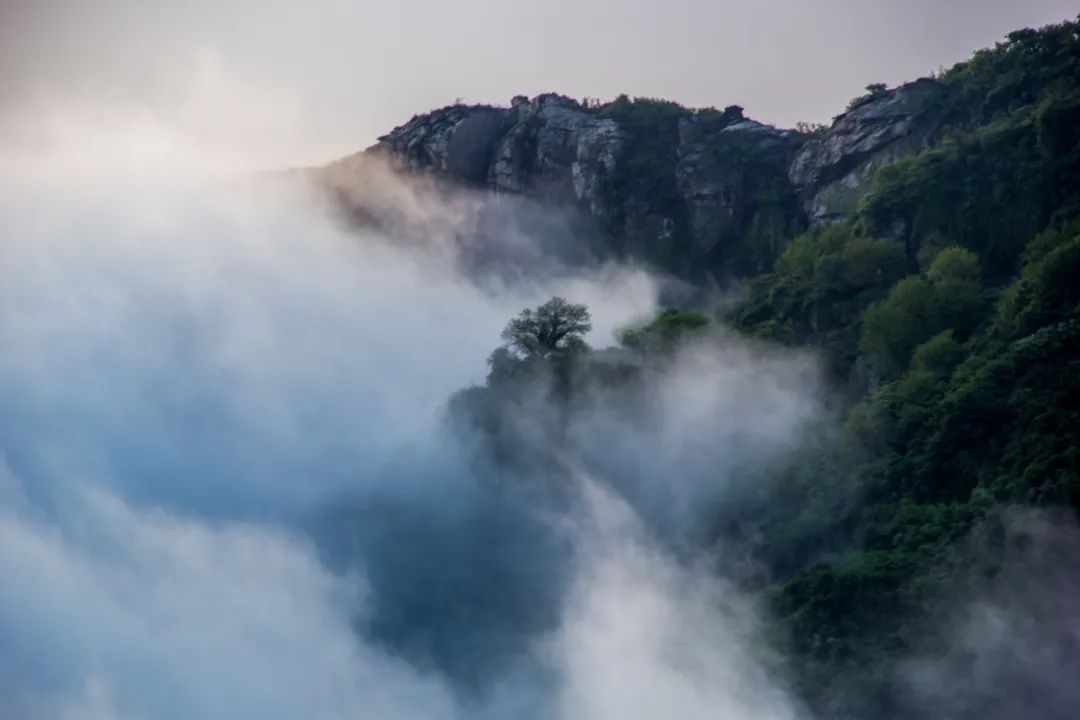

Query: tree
[795,121,829,139]
[841,237,908,288]
[500,297,592,359]
[927,246,985,337]
[859,277,937,377]
[927,246,980,284]
[847,83,890,111]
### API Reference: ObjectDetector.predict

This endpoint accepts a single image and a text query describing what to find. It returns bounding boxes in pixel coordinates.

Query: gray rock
[360,94,804,274]
[675,114,796,260]
[375,105,508,185]
[790,78,942,222]
[344,82,942,276]
[488,94,622,206]
[571,118,623,217]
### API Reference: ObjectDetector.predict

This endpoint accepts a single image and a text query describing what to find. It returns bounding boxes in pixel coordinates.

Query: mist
[0,80,837,720]
[895,511,1080,720]
[8,20,1080,713]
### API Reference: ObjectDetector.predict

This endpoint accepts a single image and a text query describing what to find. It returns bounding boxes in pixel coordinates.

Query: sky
[2,0,1076,165]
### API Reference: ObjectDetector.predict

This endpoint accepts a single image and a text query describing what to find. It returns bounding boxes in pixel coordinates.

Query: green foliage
[1020,219,1080,266]
[461,18,1080,719]
[722,20,1080,716]
[736,225,909,377]
[995,229,1080,338]
[926,245,980,284]
[599,95,689,221]
[618,309,709,353]
[910,330,963,375]
[793,121,829,140]
[765,225,1080,714]
[927,247,986,337]
[858,277,937,376]
[857,247,985,377]
[774,235,815,279]
[857,122,1049,277]
[846,82,890,111]
[771,225,906,292]
[856,19,1080,279]
[936,19,1080,125]
[841,236,908,288]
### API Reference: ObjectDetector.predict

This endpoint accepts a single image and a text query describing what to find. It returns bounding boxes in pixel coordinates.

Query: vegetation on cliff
[446,16,1080,718]
[726,17,1080,716]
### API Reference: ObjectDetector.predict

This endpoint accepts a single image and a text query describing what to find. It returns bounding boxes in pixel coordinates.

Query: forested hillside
[338,17,1080,718]
[730,18,1080,716]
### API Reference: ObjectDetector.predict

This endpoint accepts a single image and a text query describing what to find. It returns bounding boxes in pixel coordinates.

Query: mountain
[321,14,1080,287]
[316,16,1080,719]
[315,66,985,282]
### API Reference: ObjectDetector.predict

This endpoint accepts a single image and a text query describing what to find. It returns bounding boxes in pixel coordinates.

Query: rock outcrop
[327,81,943,278]
[790,78,942,223]
[674,109,800,271]
[373,105,508,185]
[489,94,622,209]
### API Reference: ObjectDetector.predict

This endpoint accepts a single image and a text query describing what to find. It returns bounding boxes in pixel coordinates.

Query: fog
[6,26,1080,714]
[0,93,822,719]
[896,511,1080,720]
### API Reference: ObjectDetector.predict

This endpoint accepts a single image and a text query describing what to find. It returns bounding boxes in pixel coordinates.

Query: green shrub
[859,277,938,377]
[619,308,709,352]
[841,237,908,288]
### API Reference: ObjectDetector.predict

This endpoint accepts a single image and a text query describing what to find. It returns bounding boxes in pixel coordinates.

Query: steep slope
[319,15,1080,720]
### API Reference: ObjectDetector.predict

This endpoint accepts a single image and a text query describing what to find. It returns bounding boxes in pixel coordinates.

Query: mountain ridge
[321,78,942,279]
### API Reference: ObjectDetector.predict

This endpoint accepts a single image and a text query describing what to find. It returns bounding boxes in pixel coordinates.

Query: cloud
[570,337,822,536]
[0,103,656,518]
[549,474,806,720]
[897,510,1080,720]
[0,478,458,720]
[0,93,816,720]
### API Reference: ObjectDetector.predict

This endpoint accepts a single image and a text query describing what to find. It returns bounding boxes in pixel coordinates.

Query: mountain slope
[320,16,1080,719]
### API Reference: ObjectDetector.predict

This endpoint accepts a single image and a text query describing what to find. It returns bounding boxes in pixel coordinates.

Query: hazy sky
[2,0,1077,164]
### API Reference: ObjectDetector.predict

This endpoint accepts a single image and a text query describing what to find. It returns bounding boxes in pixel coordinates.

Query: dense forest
[734,19,1080,715]
[434,17,1080,718]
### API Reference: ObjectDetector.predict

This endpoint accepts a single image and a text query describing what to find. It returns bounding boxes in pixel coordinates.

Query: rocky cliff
[789,78,943,223]
[324,81,945,279]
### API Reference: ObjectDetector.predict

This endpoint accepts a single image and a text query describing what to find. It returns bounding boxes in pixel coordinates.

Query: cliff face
[370,95,626,215]
[789,78,942,223]
[329,83,942,279]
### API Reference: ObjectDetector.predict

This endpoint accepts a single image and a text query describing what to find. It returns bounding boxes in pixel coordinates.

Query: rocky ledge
[324,81,942,278]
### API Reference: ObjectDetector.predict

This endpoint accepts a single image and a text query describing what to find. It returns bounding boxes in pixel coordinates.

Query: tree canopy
[500,297,592,359]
